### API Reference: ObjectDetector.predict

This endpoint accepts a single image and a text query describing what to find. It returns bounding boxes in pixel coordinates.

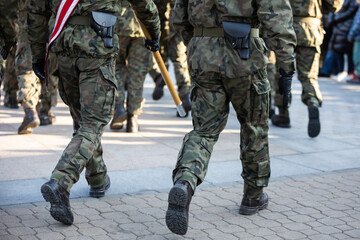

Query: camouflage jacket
[28,0,160,60]
[0,0,18,52]
[291,0,344,47]
[173,0,296,78]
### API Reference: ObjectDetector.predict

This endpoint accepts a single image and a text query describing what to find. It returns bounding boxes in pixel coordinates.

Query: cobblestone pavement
[1,169,359,240]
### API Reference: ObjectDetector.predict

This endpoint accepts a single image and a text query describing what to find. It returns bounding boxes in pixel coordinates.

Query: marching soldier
[271,0,344,138]
[28,0,160,225]
[165,0,296,235]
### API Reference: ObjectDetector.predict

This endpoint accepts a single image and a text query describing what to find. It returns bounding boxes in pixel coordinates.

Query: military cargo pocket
[200,138,212,157]
[256,160,270,187]
[79,138,95,160]
[99,65,116,116]
[250,69,271,123]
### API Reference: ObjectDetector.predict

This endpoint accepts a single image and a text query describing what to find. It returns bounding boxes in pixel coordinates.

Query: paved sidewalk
[1,169,360,240]
[1,70,360,239]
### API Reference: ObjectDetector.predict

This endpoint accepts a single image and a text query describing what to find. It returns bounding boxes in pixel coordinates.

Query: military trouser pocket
[256,160,270,187]
[250,69,271,123]
[99,64,116,116]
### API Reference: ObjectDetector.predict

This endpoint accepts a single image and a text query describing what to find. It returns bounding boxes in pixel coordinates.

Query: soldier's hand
[278,69,294,110]
[144,37,160,52]
[32,59,46,82]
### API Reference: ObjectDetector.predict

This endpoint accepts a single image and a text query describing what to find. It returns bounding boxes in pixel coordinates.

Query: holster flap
[91,11,117,27]
[223,21,251,60]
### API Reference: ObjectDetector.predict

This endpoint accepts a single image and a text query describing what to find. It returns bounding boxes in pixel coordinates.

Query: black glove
[278,69,294,110]
[32,59,46,82]
[144,37,160,52]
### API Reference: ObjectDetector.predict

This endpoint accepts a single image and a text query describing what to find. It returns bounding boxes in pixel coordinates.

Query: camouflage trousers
[149,34,191,97]
[39,52,58,113]
[16,40,41,109]
[2,47,18,97]
[115,36,152,115]
[173,68,271,199]
[51,56,116,193]
[273,46,322,110]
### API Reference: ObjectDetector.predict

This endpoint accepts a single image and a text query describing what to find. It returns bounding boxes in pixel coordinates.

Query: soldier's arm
[256,0,296,74]
[323,0,344,13]
[172,0,193,46]
[27,0,50,61]
[129,0,161,40]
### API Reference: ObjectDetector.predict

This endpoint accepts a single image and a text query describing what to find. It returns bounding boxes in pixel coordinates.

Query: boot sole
[18,120,40,134]
[41,184,73,225]
[166,184,188,235]
[239,200,268,215]
[308,105,320,138]
[110,115,127,130]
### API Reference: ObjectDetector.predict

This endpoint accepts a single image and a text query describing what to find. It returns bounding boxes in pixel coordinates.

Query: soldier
[150,0,192,117]
[165,0,297,235]
[28,0,160,225]
[16,0,42,134]
[2,47,19,109]
[271,0,344,138]
[109,3,154,132]
[0,0,18,108]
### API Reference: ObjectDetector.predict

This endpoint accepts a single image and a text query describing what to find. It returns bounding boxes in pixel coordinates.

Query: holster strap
[193,27,259,38]
[67,16,89,25]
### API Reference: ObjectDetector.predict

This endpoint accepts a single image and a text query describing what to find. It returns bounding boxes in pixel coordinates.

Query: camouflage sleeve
[323,0,344,13]
[27,0,50,60]
[0,0,18,51]
[129,0,161,40]
[172,0,193,46]
[257,0,296,73]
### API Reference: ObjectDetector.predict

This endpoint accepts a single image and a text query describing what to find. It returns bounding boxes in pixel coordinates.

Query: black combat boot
[126,114,139,133]
[89,175,111,198]
[18,108,40,134]
[177,93,191,118]
[307,102,320,138]
[39,110,56,126]
[4,95,19,108]
[166,180,194,235]
[239,192,269,215]
[271,114,291,128]
[41,179,74,225]
[152,75,165,100]
[110,102,127,130]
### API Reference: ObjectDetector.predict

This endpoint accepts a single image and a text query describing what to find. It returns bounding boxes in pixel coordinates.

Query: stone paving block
[7,227,35,236]
[107,232,137,240]
[100,212,132,224]
[77,227,107,236]
[276,230,307,240]
[19,235,38,240]
[138,207,166,219]
[5,209,33,216]
[127,211,156,223]
[308,234,338,240]
[246,227,275,237]
[36,231,64,240]
[0,235,21,240]
[21,219,48,228]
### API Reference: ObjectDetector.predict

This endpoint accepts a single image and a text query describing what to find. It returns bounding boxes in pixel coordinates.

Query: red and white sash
[45,0,80,84]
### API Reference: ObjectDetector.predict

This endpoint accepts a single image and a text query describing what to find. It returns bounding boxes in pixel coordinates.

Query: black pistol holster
[223,21,251,60]
[90,11,117,48]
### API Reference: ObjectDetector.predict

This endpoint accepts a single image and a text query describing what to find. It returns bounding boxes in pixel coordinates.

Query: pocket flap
[252,79,271,95]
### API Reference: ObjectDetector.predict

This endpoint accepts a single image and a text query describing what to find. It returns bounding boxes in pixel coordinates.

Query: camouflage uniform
[150,0,191,98]
[2,47,19,101]
[0,0,18,58]
[28,0,160,193]
[172,0,296,199]
[0,0,18,107]
[115,4,153,116]
[273,0,344,111]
